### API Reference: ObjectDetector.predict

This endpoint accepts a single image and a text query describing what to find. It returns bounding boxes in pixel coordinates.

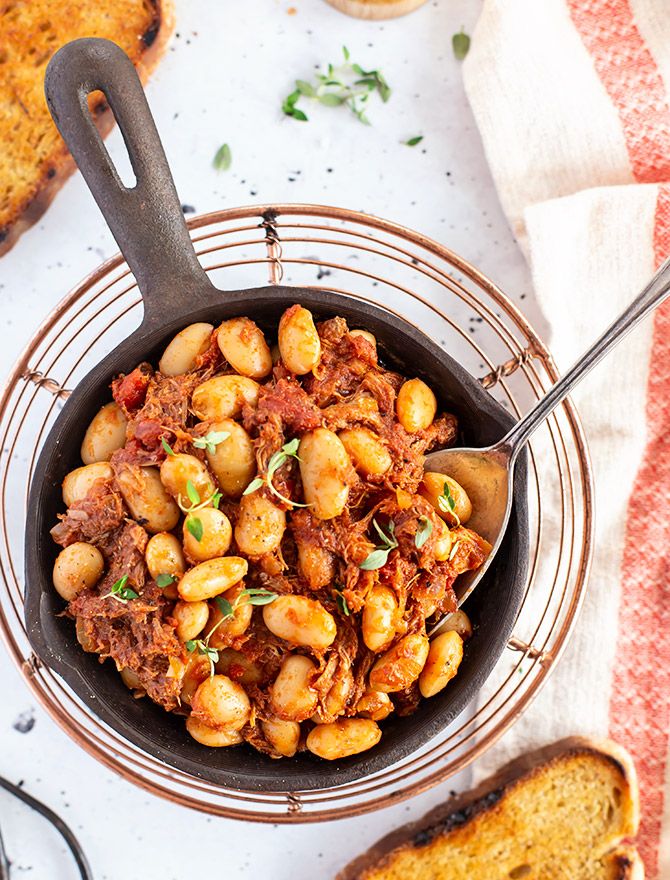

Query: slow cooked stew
[50,307,490,761]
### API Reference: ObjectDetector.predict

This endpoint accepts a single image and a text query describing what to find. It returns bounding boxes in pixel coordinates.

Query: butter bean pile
[51,306,484,761]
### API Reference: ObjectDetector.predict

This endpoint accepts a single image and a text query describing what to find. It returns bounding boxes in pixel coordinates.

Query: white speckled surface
[0,1,542,876]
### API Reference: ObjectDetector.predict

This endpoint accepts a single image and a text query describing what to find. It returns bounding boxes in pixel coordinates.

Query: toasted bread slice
[0,0,174,256]
[340,738,642,880]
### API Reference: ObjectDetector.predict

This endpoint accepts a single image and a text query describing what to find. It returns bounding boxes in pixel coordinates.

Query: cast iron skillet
[24,38,529,792]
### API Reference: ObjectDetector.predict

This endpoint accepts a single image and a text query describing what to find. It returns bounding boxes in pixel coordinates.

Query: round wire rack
[0,204,593,822]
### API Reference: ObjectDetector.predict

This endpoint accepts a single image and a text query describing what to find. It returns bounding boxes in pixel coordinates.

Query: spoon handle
[501,255,670,458]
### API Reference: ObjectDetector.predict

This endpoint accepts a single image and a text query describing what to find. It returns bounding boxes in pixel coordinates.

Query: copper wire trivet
[0,204,593,822]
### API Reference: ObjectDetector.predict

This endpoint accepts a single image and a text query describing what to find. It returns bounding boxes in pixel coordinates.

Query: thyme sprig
[243,438,309,508]
[283,46,391,125]
[437,480,461,526]
[193,430,230,455]
[359,518,398,570]
[102,575,139,604]
[186,588,278,676]
[176,479,222,514]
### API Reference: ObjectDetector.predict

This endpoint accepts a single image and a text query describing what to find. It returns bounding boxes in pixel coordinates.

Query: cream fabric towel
[463,2,670,875]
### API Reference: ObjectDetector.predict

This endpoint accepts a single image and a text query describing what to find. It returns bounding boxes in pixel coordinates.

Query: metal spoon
[428,255,670,633]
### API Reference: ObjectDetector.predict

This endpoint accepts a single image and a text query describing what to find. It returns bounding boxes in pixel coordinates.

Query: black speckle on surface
[13,709,35,734]
[47,167,56,179]
[316,267,331,280]
[181,204,195,215]
[326,167,333,173]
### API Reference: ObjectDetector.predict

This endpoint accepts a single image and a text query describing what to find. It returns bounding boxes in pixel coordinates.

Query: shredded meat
[69,522,183,710]
[51,478,125,547]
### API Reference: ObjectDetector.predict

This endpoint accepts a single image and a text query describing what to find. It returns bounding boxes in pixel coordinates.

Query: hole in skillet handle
[24,285,530,793]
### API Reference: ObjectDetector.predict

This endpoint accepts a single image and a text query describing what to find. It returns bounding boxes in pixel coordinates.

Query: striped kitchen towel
[463,1,670,876]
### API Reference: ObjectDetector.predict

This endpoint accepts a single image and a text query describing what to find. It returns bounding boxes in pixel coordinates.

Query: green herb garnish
[404,135,423,147]
[415,515,433,549]
[186,516,204,542]
[452,29,471,61]
[156,573,178,588]
[282,45,391,125]
[359,518,398,570]
[213,143,232,171]
[186,639,220,676]
[161,437,175,456]
[437,480,461,525]
[282,89,308,121]
[102,574,139,604]
[243,438,309,508]
[187,588,279,676]
[176,480,220,516]
[334,587,350,617]
[193,430,230,455]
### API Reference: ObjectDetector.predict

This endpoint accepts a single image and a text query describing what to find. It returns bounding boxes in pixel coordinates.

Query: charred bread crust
[338,737,640,880]
[610,846,645,880]
[0,0,175,257]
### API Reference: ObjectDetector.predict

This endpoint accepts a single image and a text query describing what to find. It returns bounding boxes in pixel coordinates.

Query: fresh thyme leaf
[213,143,232,171]
[415,516,433,549]
[359,518,398,570]
[335,588,350,616]
[193,430,230,454]
[185,639,197,653]
[186,516,203,542]
[215,596,234,618]
[374,71,391,103]
[452,29,471,61]
[161,437,175,456]
[186,480,201,506]
[282,89,309,121]
[296,79,315,97]
[210,491,222,510]
[359,549,389,571]
[156,573,177,588]
[240,588,278,606]
[342,45,350,61]
[319,93,346,107]
[404,135,423,147]
[243,477,265,496]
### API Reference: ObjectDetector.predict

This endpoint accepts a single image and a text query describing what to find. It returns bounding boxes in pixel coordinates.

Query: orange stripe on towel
[567,0,670,183]
[608,186,670,877]
[566,4,670,876]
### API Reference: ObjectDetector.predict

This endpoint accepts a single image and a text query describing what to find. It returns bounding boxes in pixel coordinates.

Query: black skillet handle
[44,38,215,327]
